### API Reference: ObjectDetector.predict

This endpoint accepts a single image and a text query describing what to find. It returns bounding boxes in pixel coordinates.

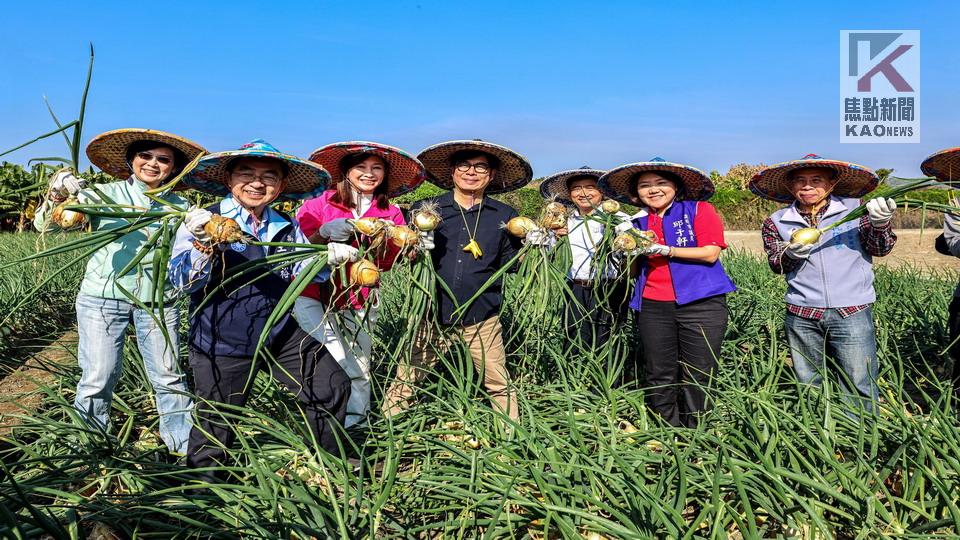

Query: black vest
[189,204,301,357]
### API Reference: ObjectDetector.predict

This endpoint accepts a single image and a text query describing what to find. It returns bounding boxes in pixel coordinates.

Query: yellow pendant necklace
[457,196,484,259]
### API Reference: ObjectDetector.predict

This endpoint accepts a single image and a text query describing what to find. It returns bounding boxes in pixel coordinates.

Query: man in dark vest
[169,139,350,481]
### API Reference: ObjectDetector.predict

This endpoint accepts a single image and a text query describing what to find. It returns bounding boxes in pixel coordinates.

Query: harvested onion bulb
[204,215,244,244]
[51,198,87,230]
[350,259,380,286]
[412,202,442,231]
[600,199,621,214]
[504,216,538,237]
[790,228,823,245]
[388,225,420,249]
[351,217,388,236]
[539,201,569,230]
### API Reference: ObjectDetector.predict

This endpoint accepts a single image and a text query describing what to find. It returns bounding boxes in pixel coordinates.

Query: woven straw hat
[599,157,714,204]
[538,166,606,203]
[749,154,879,203]
[921,147,960,184]
[86,128,206,187]
[181,139,331,201]
[308,141,427,198]
[417,140,533,194]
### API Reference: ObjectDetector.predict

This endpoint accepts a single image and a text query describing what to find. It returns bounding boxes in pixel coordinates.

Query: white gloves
[784,242,814,260]
[185,208,214,245]
[866,197,896,227]
[327,242,360,266]
[419,231,435,251]
[48,169,86,200]
[318,218,354,242]
[525,228,554,247]
[614,221,635,234]
[639,243,671,257]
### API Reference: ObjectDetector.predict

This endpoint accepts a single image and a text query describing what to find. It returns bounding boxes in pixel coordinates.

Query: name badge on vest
[230,242,247,253]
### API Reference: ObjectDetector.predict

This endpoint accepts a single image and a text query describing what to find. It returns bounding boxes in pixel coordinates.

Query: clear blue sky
[2,1,957,178]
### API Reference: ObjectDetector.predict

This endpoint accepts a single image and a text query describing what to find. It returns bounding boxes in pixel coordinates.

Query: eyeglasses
[232,171,283,186]
[455,162,491,174]
[136,151,173,165]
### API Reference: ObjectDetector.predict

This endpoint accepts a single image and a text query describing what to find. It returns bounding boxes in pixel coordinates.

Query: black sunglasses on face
[136,151,174,165]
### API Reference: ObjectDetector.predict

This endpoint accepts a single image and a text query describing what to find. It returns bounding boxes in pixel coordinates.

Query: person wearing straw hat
[293,141,427,429]
[599,157,735,428]
[167,139,350,478]
[34,128,205,455]
[750,154,896,413]
[540,166,631,351]
[921,147,960,397]
[381,140,536,422]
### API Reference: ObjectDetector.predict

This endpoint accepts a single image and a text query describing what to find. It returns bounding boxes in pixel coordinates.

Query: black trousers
[949,296,960,396]
[565,281,627,351]
[187,324,351,481]
[635,295,728,428]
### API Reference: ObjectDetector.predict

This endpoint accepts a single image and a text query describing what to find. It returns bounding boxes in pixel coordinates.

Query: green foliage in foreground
[2,249,960,538]
[0,233,83,365]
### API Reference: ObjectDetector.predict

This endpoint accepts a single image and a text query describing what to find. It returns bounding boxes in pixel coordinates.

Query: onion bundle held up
[612,229,657,253]
[787,177,951,246]
[385,201,447,364]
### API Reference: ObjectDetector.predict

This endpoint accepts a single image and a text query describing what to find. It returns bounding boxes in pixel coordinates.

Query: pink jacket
[297,189,406,310]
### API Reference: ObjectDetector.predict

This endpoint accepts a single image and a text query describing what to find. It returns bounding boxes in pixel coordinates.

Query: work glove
[418,231,435,251]
[185,207,214,245]
[866,197,896,227]
[614,221,635,234]
[48,169,86,200]
[784,242,815,260]
[524,228,554,247]
[318,218,355,242]
[639,242,671,257]
[327,242,360,267]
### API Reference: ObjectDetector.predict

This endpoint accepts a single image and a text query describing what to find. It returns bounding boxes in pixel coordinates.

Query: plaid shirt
[761,205,896,320]
[785,303,869,320]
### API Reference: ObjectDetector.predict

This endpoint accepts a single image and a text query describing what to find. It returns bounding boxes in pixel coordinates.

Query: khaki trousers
[382,315,517,420]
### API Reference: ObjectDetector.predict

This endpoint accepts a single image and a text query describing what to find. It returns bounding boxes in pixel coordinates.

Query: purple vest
[629,200,737,311]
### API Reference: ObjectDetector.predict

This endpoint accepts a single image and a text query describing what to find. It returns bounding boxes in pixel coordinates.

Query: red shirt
[642,201,728,302]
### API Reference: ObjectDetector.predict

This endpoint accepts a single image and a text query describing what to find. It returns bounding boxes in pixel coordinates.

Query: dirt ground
[0,331,77,437]
[726,229,960,272]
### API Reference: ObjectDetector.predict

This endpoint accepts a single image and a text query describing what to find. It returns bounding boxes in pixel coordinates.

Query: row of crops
[1,243,959,538]
[0,233,84,367]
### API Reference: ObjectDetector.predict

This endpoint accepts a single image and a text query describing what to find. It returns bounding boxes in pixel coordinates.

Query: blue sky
[2,1,957,178]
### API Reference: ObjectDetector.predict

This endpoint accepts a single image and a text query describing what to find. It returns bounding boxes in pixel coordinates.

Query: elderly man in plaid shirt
[749,155,897,413]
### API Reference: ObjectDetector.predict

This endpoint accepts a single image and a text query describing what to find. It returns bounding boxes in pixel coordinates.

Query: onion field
[1,231,959,538]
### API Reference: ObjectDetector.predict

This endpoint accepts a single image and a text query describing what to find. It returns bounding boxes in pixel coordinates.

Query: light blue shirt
[168,196,328,294]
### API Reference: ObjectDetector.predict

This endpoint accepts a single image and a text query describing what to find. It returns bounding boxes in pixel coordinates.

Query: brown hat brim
[417,140,533,194]
[86,128,206,189]
[749,158,879,203]
[308,141,427,198]
[599,161,715,204]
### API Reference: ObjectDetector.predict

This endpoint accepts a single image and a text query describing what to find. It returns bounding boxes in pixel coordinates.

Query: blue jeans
[785,307,879,413]
[74,294,193,453]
